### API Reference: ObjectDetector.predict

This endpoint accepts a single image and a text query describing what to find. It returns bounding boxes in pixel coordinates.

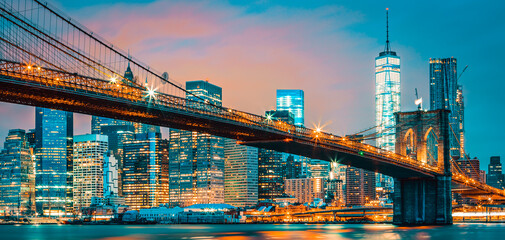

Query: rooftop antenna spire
[385,8,391,53]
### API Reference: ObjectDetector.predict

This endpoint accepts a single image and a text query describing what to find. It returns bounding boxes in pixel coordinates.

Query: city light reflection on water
[1,223,505,240]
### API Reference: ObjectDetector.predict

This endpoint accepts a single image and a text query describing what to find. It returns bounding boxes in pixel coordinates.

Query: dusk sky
[0,0,503,169]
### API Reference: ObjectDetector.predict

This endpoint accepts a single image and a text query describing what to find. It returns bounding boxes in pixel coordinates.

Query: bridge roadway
[0,60,504,199]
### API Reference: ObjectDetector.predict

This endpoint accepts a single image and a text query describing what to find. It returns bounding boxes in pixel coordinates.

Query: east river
[1,223,505,239]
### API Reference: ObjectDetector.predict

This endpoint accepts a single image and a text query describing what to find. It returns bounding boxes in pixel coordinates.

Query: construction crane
[458,65,468,81]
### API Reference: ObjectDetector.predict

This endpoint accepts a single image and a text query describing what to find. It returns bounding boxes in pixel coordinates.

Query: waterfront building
[35,107,73,216]
[284,178,325,204]
[375,10,399,195]
[123,132,169,210]
[169,80,224,207]
[72,134,108,211]
[276,89,304,127]
[487,156,504,189]
[429,57,464,158]
[0,129,35,215]
[346,167,376,206]
[326,179,344,206]
[224,138,258,208]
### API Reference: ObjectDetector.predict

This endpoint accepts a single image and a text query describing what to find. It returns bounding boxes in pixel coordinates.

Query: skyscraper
[276,90,311,176]
[455,157,482,181]
[375,9,400,153]
[346,167,376,206]
[123,132,169,210]
[35,107,73,216]
[276,89,304,127]
[169,80,225,207]
[224,138,258,208]
[375,9,399,195]
[0,129,35,215]
[98,124,135,196]
[72,134,108,211]
[258,110,293,201]
[429,57,464,158]
[487,156,504,189]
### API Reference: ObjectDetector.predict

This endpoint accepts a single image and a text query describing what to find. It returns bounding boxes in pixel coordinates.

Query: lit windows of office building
[429,57,464,158]
[276,90,304,127]
[35,107,73,216]
[258,110,294,201]
[285,178,324,204]
[346,167,376,206]
[224,138,258,208]
[169,80,225,207]
[487,156,504,189]
[0,129,35,215]
[375,10,399,195]
[72,134,108,211]
[123,132,169,210]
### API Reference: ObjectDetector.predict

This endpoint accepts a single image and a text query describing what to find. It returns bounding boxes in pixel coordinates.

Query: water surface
[0,223,502,239]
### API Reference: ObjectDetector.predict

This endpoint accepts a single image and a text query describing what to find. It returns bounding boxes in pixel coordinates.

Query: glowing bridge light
[144,86,158,101]
[109,76,117,83]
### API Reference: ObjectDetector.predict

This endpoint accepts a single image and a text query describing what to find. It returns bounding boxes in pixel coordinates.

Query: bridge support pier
[393,176,452,225]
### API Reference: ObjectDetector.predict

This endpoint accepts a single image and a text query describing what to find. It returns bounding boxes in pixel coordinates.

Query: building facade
[285,178,325,204]
[276,89,304,127]
[123,132,169,210]
[0,129,35,215]
[72,134,108,211]
[346,167,376,206]
[375,11,399,194]
[455,157,482,182]
[258,110,293,201]
[487,156,504,189]
[429,57,464,158]
[224,138,258,208]
[169,80,225,207]
[35,107,73,216]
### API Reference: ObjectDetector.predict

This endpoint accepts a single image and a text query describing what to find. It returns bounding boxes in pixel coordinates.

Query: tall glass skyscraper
[224,138,258,208]
[35,108,73,216]
[0,129,35,215]
[169,80,224,207]
[276,90,304,127]
[429,57,464,158]
[123,132,169,210]
[375,10,399,195]
[375,10,400,152]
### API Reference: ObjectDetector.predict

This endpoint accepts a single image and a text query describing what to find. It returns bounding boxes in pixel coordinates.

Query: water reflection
[1,223,505,240]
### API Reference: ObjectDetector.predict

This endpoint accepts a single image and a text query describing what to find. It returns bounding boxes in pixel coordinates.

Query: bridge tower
[393,109,452,225]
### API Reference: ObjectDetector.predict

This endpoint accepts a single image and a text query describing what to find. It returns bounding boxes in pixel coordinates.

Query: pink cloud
[73,1,379,135]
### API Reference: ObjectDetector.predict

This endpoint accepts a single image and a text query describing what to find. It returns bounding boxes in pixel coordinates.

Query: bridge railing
[0,59,442,177]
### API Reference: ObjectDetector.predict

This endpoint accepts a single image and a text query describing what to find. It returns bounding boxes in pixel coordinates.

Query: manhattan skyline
[0,0,503,168]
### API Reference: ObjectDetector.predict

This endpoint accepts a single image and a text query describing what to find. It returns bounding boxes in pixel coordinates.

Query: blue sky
[0,0,503,169]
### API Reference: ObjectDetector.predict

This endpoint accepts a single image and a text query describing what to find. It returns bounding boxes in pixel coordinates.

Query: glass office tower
[169,80,225,207]
[429,57,464,158]
[375,10,399,195]
[35,108,73,216]
[0,129,35,215]
[276,89,304,127]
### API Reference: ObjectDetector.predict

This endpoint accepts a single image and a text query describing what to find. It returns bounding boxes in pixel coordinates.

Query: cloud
[73,0,380,136]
